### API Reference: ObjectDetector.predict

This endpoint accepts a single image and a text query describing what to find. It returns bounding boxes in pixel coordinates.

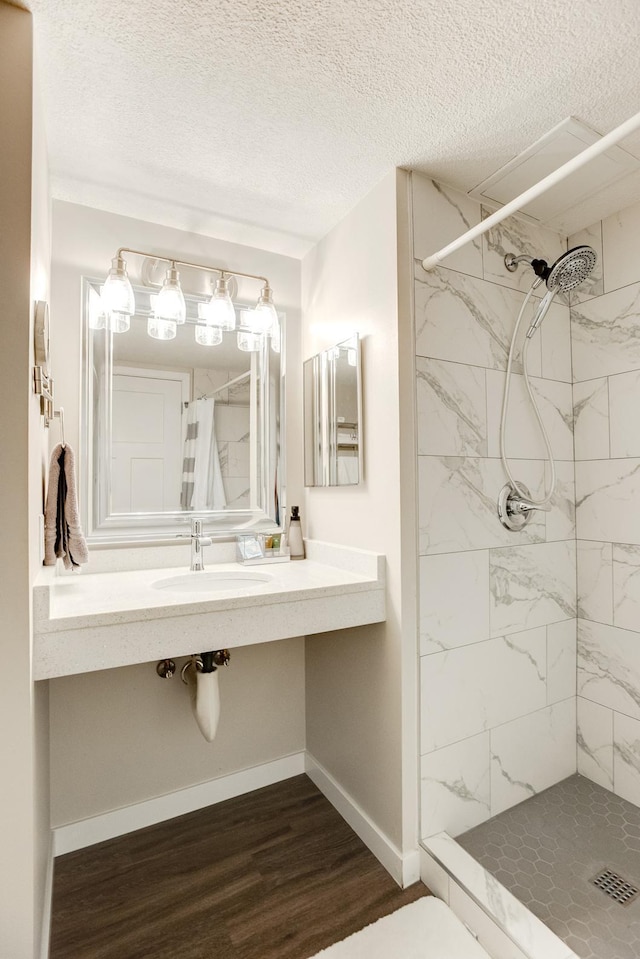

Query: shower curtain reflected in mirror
[180,398,227,511]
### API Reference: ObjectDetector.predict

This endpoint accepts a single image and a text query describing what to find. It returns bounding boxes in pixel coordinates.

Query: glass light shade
[250,285,277,334]
[156,264,186,324]
[203,274,236,330]
[147,315,177,340]
[109,311,130,333]
[237,329,262,352]
[90,309,106,331]
[270,318,281,353]
[197,297,235,331]
[195,323,223,346]
[90,288,107,330]
[102,255,135,316]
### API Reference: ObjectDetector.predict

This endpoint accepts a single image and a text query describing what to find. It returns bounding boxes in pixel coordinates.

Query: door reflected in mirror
[82,279,283,543]
[304,335,362,487]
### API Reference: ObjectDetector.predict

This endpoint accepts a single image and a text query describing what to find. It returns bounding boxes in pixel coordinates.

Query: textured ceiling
[27,0,640,254]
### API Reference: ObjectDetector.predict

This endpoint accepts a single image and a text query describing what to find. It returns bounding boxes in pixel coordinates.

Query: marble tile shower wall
[412,174,577,841]
[571,200,640,809]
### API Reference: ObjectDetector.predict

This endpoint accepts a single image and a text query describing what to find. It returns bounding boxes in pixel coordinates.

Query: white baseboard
[52,750,421,892]
[53,752,306,856]
[40,833,54,959]
[305,752,420,889]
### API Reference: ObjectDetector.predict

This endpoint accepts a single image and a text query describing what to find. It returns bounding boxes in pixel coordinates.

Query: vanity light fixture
[156,262,186,324]
[102,254,135,317]
[89,286,107,330]
[251,283,278,334]
[237,328,263,352]
[200,273,236,331]
[271,317,281,354]
[195,323,223,346]
[109,311,131,334]
[147,294,177,339]
[148,315,177,340]
[101,248,281,351]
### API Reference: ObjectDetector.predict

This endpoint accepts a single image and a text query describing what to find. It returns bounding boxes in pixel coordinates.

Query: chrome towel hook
[55,406,66,447]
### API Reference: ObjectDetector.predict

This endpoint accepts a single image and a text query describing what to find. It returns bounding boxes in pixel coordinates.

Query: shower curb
[420,833,580,959]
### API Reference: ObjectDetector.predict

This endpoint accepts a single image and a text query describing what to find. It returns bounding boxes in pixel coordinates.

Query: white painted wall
[50,640,305,825]
[301,171,419,867]
[0,5,52,955]
[48,202,306,825]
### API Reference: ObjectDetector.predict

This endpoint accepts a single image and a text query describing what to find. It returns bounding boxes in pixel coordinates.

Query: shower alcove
[413,168,640,959]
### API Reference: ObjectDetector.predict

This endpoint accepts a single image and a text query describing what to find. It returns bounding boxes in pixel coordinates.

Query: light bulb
[195,324,223,346]
[147,315,176,340]
[102,255,135,316]
[237,330,262,352]
[200,274,236,330]
[251,284,278,334]
[156,263,186,324]
[109,311,130,333]
[347,348,357,367]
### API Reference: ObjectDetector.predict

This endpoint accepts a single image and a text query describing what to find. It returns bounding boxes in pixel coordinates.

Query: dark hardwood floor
[50,774,428,959]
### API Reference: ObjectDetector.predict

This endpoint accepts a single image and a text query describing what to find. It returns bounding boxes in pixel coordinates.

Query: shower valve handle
[508,495,550,514]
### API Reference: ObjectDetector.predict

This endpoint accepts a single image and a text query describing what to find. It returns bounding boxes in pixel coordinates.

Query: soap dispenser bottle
[288,506,305,560]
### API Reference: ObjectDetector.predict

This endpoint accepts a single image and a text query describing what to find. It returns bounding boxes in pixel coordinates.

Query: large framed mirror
[304,334,362,487]
[81,278,284,543]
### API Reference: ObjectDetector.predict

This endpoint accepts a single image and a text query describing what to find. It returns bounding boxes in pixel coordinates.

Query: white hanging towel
[44,443,89,569]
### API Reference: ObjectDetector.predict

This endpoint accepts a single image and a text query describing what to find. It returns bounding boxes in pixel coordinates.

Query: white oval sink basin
[152,570,272,594]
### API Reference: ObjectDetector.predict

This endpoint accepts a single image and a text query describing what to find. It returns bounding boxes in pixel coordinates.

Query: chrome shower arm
[504,253,534,272]
[505,253,551,283]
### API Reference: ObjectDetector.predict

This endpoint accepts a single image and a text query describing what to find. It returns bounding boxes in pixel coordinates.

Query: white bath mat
[308,897,492,959]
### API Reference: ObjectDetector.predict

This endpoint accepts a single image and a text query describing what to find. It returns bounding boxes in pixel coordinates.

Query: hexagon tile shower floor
[458,774,640,959]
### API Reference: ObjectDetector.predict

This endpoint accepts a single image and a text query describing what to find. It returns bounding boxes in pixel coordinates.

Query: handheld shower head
[546,245,597,293]
[504,244,597,336]
[526,288,557,338]
[505,244,597,293]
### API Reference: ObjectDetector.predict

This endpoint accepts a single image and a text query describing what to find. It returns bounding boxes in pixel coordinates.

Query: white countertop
[33,541,386,680]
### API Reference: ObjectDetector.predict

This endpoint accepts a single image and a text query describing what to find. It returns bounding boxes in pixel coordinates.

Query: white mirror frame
[80,277,285,544]
[303,334,362,487]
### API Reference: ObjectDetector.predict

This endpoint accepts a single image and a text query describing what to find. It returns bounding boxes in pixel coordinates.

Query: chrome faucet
[189,518,213,571]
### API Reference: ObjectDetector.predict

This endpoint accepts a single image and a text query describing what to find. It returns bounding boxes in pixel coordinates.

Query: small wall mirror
[304,334,362,487]
[81,278,284,543]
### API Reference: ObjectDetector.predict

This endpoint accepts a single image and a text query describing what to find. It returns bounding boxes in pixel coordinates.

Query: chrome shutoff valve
[156,659,176,679]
